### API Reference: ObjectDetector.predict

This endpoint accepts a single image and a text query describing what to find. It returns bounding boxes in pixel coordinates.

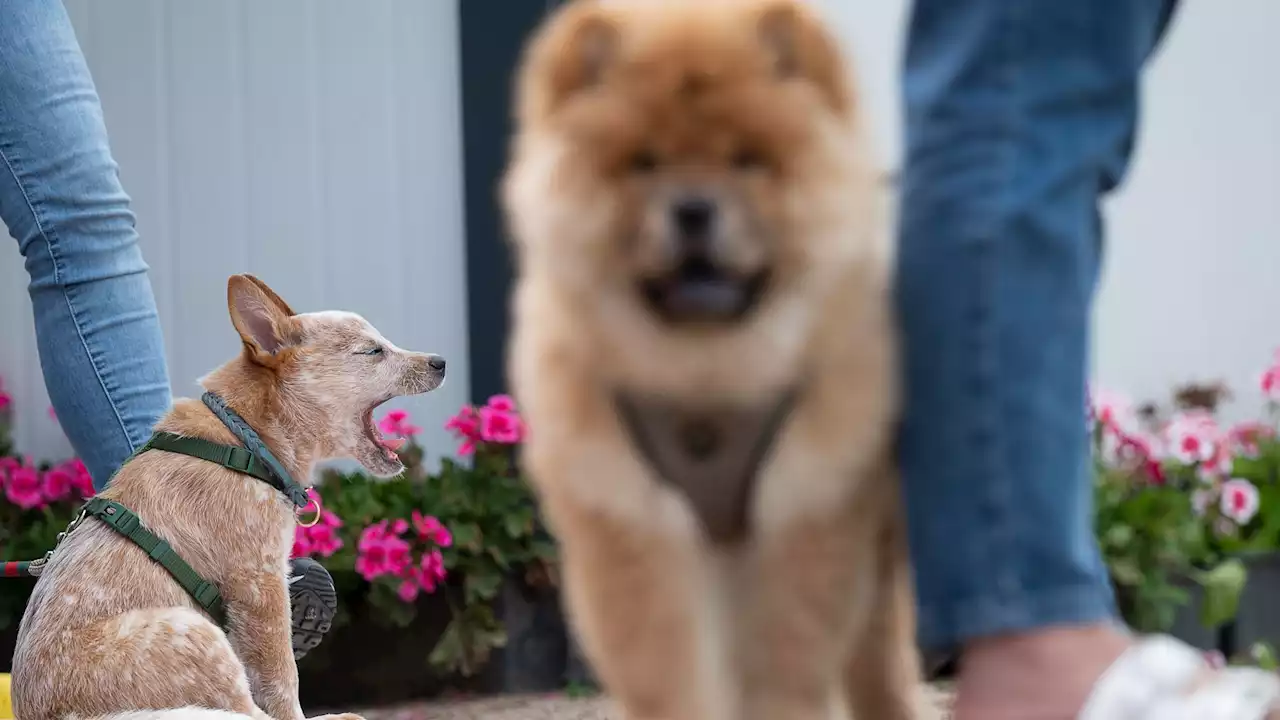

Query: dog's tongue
[379,435,406,452]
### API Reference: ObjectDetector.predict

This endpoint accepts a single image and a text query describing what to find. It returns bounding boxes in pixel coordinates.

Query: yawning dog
[11,274,445,720]
[503,1,926,718]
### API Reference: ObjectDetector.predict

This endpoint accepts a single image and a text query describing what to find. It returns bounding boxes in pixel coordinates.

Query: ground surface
[360,685,955,719]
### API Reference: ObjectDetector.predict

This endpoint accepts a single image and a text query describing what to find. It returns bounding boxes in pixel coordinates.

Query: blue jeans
[898,0,1179,651]
[0,1,171,490]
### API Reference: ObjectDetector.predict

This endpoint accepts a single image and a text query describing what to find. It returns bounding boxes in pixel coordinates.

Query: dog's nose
[671,196,717,244]
[427,355,446,372]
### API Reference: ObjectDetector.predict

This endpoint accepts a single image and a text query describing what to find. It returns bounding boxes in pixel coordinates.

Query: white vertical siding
[0,0,468,466]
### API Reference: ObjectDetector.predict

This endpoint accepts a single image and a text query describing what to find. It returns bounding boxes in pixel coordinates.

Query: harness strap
[614,385,803,545]
[143,432,276,485]
[83,497,225,623]
[2,395,308,624]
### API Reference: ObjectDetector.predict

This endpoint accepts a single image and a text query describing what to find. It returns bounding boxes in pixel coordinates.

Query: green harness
[4,393,311,627]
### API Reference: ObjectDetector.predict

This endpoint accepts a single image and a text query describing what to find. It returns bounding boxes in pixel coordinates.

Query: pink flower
[377,409,423,438]
[5,463,45,510]
[397,577,422,603]
[411,509,453,547]
[291,532,314,559]
[479,406,524,445]
[1164,411,1221,465]
[0,392,11,414]
[40,466,73,503]
[354,521,412,581]
[305,523,344,558]
[486,394,517,413]
[0,456,18,489]
[423,549,447,583]
[396,550,449,602]
[1205,650,1228,669]
[1221,478,1261,525]
[61,459,94,498]
[445,405,482,455]
[1229,421,1275,458]
[293,509,345,559]
[47,406,57,421]
[1262,363,1280,401]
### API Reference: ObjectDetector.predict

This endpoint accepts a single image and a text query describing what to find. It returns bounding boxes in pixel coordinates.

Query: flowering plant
[1094,350,1280,634]
[309,394,553,677]
[0,384,96,629]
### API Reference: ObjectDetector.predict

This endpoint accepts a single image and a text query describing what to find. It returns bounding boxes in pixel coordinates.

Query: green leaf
[1196,559,1248,629]
[452,522,483,551]
[1110,558,1144,587]
[531,539,559,562]
[1252,641,1280,672]
[1103,524,1134,551]
[466,571,503,603]
[504,510,533,539]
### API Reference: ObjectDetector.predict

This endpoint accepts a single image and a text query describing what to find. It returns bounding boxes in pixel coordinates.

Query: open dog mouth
[362,403,405,464]
[641,258,770,324]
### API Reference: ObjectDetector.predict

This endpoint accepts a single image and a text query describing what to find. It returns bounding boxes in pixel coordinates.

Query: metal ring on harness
[296,495,322,528]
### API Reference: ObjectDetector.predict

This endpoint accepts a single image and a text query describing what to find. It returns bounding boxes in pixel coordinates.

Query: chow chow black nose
[427,355,446,372]
[671,196,717,251]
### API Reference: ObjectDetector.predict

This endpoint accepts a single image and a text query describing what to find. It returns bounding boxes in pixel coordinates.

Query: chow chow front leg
[547,484,733,720]
[845,502,930,720]
[739,499,881,720]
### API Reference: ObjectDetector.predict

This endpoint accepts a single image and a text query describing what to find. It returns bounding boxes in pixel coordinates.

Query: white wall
[0,0,468,466]
[814,0,1280,422]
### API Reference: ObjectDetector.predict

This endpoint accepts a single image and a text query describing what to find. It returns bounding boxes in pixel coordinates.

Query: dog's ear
[227,274,295,367]
[240,273,297,317]
[756,0,852,116]
[517,2,618,124]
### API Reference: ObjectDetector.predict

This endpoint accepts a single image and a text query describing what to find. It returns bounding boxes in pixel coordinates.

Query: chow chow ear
[517,1,618,123]
[757,0,853,116]
[227,274,296,366]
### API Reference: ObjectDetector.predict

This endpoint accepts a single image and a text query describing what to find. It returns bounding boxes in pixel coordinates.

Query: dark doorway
[458,0,561,403]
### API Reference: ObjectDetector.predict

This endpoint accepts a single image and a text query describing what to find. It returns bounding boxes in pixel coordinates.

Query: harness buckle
[223,446,254,474]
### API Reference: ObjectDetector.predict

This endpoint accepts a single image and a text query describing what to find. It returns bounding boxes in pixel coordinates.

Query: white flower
[1089,387,1138,433]
[1220,478,1261,525]
[1165,411,1221,465]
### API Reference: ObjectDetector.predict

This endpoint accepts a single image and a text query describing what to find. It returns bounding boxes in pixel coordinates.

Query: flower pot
[488,575,568,693]
[565,628,599,690]
[297,572,494,712]
[1165,576,1221,652]
[1112,574,1221,652]
[1221,552,1280,657]
[0,577,37,673]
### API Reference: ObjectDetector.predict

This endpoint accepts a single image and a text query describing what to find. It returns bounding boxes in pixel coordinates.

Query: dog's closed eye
[355,346,384,356]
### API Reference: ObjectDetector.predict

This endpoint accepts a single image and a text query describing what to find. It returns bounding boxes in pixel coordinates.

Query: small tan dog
[11,275,445,720]
[503,1,924,719]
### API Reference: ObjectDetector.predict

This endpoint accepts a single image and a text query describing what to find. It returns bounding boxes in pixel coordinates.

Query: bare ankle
[953,623,1133,720]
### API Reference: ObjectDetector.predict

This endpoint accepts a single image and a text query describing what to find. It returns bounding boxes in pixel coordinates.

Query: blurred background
[2,1,1277,466]
[0,0,1278,715]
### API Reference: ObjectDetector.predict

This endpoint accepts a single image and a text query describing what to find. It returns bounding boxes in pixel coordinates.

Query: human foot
[288,557,337,660]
